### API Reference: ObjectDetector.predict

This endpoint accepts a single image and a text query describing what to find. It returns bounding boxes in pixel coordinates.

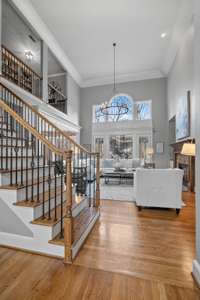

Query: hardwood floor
[0,192,200,299]
[75,193,196,288]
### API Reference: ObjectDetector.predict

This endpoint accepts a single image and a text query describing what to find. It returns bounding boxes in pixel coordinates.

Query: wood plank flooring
[75,193,196,289]
[0,192,200,299]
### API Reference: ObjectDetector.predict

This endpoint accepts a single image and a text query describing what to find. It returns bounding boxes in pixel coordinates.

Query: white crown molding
[11,0,82,86]
[80,69,165,88]
[161,0,194,75]
[48,72,67,78]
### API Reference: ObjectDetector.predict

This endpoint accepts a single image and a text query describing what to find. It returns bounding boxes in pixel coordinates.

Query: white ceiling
[2,0,65,76]
[28,0,188,86]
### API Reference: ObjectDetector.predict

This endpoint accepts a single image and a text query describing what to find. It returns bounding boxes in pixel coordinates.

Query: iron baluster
[25,130,29,201]
[42,144,46,219]
[20,124,24,186]
[31,134,35,202]
[48,149,51,220]
[54,154,57,221]
[60,156,64,238]
[14,119,19,185]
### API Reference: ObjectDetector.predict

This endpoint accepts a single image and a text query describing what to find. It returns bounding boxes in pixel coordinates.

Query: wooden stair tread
[14,187,64,207]
[31,195,87,225]
[0,174,60,190]
[31,201,67,226]
[14,190,86,208]
[49,206,98,246]
[32,195,88,227]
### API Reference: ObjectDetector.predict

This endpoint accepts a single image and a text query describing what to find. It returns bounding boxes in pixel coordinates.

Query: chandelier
[98,43,129,116]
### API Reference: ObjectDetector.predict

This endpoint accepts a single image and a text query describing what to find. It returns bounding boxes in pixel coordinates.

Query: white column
[64,72,68,113]
[41,41,48,103]
[193,0,200,286]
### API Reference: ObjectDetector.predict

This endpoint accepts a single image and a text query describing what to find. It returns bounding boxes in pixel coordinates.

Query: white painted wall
[167,24,195,137]
[80,78,169,168]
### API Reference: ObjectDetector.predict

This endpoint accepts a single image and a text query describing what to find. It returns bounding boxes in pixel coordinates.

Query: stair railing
[0,83,100,263]
[2,45,42,98]
[48,82,67,113]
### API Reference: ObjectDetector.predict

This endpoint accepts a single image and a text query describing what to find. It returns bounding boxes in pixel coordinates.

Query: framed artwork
[176,91,190,140]
[156,142,164,154]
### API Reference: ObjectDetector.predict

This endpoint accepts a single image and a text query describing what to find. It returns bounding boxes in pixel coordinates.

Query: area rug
[100,183,135,202]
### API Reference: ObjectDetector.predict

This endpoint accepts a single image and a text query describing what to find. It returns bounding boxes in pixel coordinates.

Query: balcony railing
[1,45,42,98]
[48,82,67,113]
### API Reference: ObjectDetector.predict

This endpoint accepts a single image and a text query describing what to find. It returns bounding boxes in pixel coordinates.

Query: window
[135,100,151,120]
[109,135,133,159]
[94,137,104,158]
[93,94,133,123]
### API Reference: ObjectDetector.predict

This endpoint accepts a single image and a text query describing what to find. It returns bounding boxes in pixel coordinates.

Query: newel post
[64,150,73,263]
[95,153,100,208]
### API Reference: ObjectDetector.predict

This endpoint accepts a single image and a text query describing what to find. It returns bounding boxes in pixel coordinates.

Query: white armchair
[134,168,184,214]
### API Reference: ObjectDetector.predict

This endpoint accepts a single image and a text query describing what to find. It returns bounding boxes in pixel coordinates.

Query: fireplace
[171,139,195,192]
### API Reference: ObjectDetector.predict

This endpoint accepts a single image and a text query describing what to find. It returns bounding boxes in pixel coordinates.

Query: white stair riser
[72,197,89,218]
[33,194,65,220]
[14,177,64,201]
[0,166,55,185]
[0,129,18,137]
[0,157,44,169]
[0,139,25,146]
[51,197,89,240]
[1,147,33,156]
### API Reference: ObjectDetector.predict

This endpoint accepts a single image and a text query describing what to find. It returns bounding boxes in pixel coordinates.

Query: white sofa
[134,168,184,213]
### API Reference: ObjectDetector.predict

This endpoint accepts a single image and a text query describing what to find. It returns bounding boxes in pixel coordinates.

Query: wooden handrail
[0,82,97,156]
[48,83,67,100]
[0,99,65,156]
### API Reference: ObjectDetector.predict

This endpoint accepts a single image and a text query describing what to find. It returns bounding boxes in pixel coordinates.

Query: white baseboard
[192,259,200,287]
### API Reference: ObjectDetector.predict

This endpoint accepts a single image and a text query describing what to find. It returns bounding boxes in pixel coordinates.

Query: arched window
[94,94,133,123]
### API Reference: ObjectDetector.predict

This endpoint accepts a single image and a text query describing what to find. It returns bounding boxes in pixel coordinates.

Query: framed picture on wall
[176,91,190,140]
[156,142,164,154]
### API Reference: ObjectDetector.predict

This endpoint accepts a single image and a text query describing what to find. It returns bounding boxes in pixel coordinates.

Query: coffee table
[102,169,135,185]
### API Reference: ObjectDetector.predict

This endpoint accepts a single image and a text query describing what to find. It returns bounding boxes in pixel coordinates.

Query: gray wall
[80,78,169,168]
[67,74,80,125]
[194,0,200,268]
[167,25,195,137]
[0,200,33,237]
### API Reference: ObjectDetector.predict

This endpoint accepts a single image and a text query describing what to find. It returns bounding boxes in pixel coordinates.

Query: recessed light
[161,32,167,38]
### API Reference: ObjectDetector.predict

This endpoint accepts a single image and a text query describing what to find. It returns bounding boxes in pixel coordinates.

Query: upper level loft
[1,0,68,115]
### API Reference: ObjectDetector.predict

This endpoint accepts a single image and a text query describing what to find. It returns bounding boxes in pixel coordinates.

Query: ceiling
[28,0,183,86]
[2,0,41,74]
[2,0,65,76]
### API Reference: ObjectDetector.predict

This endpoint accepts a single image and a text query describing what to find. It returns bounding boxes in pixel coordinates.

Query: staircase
[0,83,100,262]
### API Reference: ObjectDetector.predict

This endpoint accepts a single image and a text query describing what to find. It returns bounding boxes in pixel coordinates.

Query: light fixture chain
[113,43,116,93]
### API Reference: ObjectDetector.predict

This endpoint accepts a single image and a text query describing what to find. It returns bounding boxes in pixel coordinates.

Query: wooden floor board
[74,192,197,289]
[0,192,200,299]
